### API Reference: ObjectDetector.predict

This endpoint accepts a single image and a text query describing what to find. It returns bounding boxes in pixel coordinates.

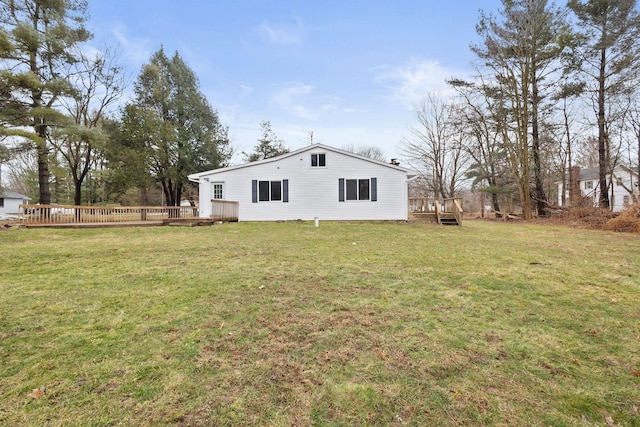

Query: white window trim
[311,153,327,168]
[212,182,224,200]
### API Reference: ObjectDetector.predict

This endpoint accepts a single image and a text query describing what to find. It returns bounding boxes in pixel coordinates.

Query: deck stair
[438,212,460,225]
[409,197,462,225]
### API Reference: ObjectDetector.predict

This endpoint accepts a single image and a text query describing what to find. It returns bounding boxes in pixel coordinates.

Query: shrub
[604,203,640,233]
[550,205,615,230]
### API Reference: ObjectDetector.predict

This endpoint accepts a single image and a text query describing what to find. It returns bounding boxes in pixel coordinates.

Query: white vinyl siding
[193,145,409,221]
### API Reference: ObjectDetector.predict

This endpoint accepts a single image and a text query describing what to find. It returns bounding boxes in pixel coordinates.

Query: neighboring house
[557,165,639,212]
[188,143,417,221]
[0,190,31,214]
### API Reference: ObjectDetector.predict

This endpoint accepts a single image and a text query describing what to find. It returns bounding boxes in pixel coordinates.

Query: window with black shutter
[252,180,289,202]
[339,178,377,202]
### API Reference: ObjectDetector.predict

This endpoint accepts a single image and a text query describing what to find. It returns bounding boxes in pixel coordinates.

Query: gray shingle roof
[0,190,31,200]
[577,167,599,181]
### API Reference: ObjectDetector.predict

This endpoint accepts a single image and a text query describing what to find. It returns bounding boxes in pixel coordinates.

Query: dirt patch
[0,213,22,230]
[0,221,21,230]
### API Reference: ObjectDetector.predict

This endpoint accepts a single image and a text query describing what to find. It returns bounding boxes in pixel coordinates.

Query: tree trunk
[37,147,50,205]
[36,124,51,205]
[598,47,610,209]
[488,175,501,217]
[531,77,547,216]
[564,98,572,206]
[518,176,532,220]
[176,184,182,207]
[74,179,82,206]
[161,180,171,206]
[139,186,148,205]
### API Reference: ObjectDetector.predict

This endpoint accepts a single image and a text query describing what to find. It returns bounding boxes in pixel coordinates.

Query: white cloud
[253,19,305,46]
[274,84,316,120]
[375,59,461,108]
[239,85,254,96]
[111,24,154,65]
[269,84,352,121]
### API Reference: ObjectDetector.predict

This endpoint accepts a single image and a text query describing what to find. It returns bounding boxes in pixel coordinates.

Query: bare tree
[400,93,469,199]
[624,96,640,201]
[448,77,511,215]
[568,0,640,209]
[472,0,568,218]
[51,47,125,205]
[341,144,387,162]
[551,80,587,206]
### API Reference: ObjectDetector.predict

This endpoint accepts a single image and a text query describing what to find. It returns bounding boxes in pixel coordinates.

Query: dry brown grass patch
[604,203,640,233]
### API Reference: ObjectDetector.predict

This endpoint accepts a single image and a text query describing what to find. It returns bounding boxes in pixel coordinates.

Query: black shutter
[252,180,258,203]
[338,178,345,202]
[283,179,289,203]
[371,178,377,202]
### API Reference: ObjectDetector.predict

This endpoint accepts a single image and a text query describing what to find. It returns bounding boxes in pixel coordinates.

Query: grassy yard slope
[0,221,639,426]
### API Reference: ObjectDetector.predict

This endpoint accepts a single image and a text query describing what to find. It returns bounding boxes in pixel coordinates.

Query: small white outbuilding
[188,143,416,221]
[0,190,31,215]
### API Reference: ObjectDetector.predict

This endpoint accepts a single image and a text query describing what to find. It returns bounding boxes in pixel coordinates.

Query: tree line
[3,0,639,213]
[401,0,640,219]
[0,0,237,206]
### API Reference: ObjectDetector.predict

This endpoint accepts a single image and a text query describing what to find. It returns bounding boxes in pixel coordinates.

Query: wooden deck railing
[445,198,463,225]
[408,197,463,225]
[409,197,437,213]
[19,204,199,225]
[211,200,239,222]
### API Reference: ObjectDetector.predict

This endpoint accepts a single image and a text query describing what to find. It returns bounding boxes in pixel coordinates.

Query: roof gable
[189,143,415,181]
[577,165,638,181]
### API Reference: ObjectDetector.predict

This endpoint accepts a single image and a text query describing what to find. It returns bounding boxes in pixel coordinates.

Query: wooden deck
[18,199,460,227]
[24,221,164,229]
[18,204,234,229]
[409,197,463,225]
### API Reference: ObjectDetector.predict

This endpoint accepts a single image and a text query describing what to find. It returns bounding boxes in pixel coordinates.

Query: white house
[188,144,417,221]
[557,165,639,212]
[0,190,31,214]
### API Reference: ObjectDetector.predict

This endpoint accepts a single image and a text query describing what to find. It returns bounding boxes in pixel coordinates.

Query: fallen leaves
[28,386,46,399]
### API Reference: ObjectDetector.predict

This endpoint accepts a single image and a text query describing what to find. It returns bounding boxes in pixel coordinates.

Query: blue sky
[86,0,504,162]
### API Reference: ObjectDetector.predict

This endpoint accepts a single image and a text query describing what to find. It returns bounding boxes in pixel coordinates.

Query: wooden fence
[211,200,239,222]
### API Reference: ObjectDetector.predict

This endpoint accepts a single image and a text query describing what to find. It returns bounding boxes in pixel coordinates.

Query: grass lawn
[0,220,639,426]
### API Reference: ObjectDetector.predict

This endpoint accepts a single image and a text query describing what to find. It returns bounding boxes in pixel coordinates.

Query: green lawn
[1,220,639,426]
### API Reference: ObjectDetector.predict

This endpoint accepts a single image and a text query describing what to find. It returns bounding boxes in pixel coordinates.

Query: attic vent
[390,159,400,166]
